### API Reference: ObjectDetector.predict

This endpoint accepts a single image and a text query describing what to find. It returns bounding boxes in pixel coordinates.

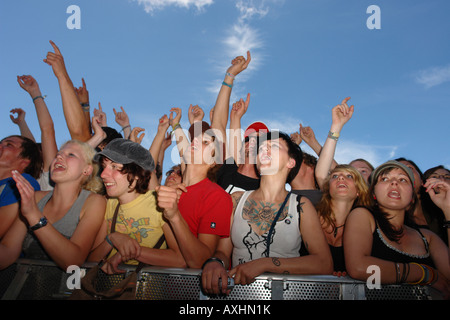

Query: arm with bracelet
[315,97,354,190]
[210,51,251,163]
[169,107,189,170]
[17,75,58,175]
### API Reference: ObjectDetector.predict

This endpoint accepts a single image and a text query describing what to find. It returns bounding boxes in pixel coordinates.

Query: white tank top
[231,190,302,267]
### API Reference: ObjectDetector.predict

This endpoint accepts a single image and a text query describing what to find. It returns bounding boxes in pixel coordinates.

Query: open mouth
[103,181,116,188]
[387,190,400,199]
[52,162,66,172]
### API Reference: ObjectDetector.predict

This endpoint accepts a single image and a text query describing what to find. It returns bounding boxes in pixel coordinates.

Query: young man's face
[0,136,26,172]
[100,158,133,198]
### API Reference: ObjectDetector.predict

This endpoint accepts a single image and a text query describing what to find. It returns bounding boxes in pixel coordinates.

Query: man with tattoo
[201,131,333,295]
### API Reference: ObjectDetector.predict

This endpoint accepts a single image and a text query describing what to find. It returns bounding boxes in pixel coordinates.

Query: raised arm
[229,93,250,163]
[17,75,58,172]
[9,108,35,141]
[43,41,91,142]
[425,178,450,248]
[169,107,189,170]
[86,116,107,149]
[148,114,170,190]
[315,97,354,190]
[114,106,131,139]
[74,77,91,133]
[211,51,251,161]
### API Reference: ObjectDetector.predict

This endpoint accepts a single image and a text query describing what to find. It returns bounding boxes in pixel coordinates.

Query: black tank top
[371,227,435,267]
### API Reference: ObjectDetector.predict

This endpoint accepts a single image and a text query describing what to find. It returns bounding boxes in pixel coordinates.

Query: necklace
[333,224,345,238]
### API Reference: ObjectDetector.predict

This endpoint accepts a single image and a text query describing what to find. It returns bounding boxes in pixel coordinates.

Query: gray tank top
[22,189,92,260]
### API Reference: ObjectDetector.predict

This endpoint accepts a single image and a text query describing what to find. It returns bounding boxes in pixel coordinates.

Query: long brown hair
[316,164,371,229]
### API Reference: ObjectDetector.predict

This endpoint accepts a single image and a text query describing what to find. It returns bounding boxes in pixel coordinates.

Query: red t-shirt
[178,178,232,238]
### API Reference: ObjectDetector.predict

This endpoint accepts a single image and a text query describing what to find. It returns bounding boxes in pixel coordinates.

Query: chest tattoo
[242,198,289,235]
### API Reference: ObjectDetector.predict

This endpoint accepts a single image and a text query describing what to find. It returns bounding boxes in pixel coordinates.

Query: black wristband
[201,257,225,269]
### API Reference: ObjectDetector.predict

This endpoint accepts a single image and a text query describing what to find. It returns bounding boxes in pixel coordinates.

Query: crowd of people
[1,41,449,298]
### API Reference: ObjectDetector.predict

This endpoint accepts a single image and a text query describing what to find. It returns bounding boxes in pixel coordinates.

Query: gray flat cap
[94,138,155,171]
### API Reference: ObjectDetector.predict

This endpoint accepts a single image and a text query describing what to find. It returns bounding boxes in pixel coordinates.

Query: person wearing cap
[201,131,333,295]
[88,138,185,272]
[344,160,450,297]
[0,140,106,270]
[216,95,269,193]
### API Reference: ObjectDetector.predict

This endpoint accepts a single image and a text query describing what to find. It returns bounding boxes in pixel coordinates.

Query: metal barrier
[0,259,443,300]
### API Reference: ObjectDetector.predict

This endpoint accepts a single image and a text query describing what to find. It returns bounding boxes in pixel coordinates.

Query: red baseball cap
[244,121,269,138]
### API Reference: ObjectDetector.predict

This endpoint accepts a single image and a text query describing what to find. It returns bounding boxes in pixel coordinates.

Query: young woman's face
[50,143,91,183]
[428,168,450,182]
[374,167,414,211]
[100,158,134,198]
[329,170,359,201]
[257,138,292,177]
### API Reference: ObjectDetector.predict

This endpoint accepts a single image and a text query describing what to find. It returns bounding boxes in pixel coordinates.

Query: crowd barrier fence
[0,258,443,300]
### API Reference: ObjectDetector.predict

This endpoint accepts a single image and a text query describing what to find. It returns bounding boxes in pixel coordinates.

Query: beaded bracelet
[225,72,235,79]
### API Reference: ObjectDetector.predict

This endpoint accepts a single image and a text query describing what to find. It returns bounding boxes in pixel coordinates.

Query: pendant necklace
[333,224,345,238]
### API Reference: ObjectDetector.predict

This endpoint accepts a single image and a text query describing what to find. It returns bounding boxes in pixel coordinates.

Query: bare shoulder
[346,207,375,231]
[231,191,245,208]
[80,192,106,219]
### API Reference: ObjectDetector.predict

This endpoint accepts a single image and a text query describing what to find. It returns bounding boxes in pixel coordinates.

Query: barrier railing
[0,259,443,300]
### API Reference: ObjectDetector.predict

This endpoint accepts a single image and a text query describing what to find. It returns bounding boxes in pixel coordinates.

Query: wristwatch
[30,217,48,231]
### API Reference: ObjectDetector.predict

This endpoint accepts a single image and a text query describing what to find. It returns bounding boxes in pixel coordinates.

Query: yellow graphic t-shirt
[105,190,166,264]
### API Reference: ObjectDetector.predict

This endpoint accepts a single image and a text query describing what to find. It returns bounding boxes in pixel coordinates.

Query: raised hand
[113,106,130,128]
[230,93,250,121]
[299,124,316,145]
[158,114,170,132]
[17,75,41,98]
[424,178,450,214]
[9,108,26,125]
[74,78,89,105]
[93,102,107,127]
[331,97,354,132]
[188,105,205,125]
[169,107,182,127]
[129,127,145,144]
[290,132,302,145]
[227,51,251,78]
[43,40,67,78]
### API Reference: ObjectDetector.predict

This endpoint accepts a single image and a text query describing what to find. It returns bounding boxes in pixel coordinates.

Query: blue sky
[1,0,449,177]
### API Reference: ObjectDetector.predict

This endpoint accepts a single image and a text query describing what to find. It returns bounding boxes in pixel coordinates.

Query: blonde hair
[316,164,371,229]
[60,140,104,194]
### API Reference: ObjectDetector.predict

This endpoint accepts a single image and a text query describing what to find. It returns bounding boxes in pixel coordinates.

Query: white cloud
[333,141,398,167]
[414,64,450,89]
[133,0,213,14]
